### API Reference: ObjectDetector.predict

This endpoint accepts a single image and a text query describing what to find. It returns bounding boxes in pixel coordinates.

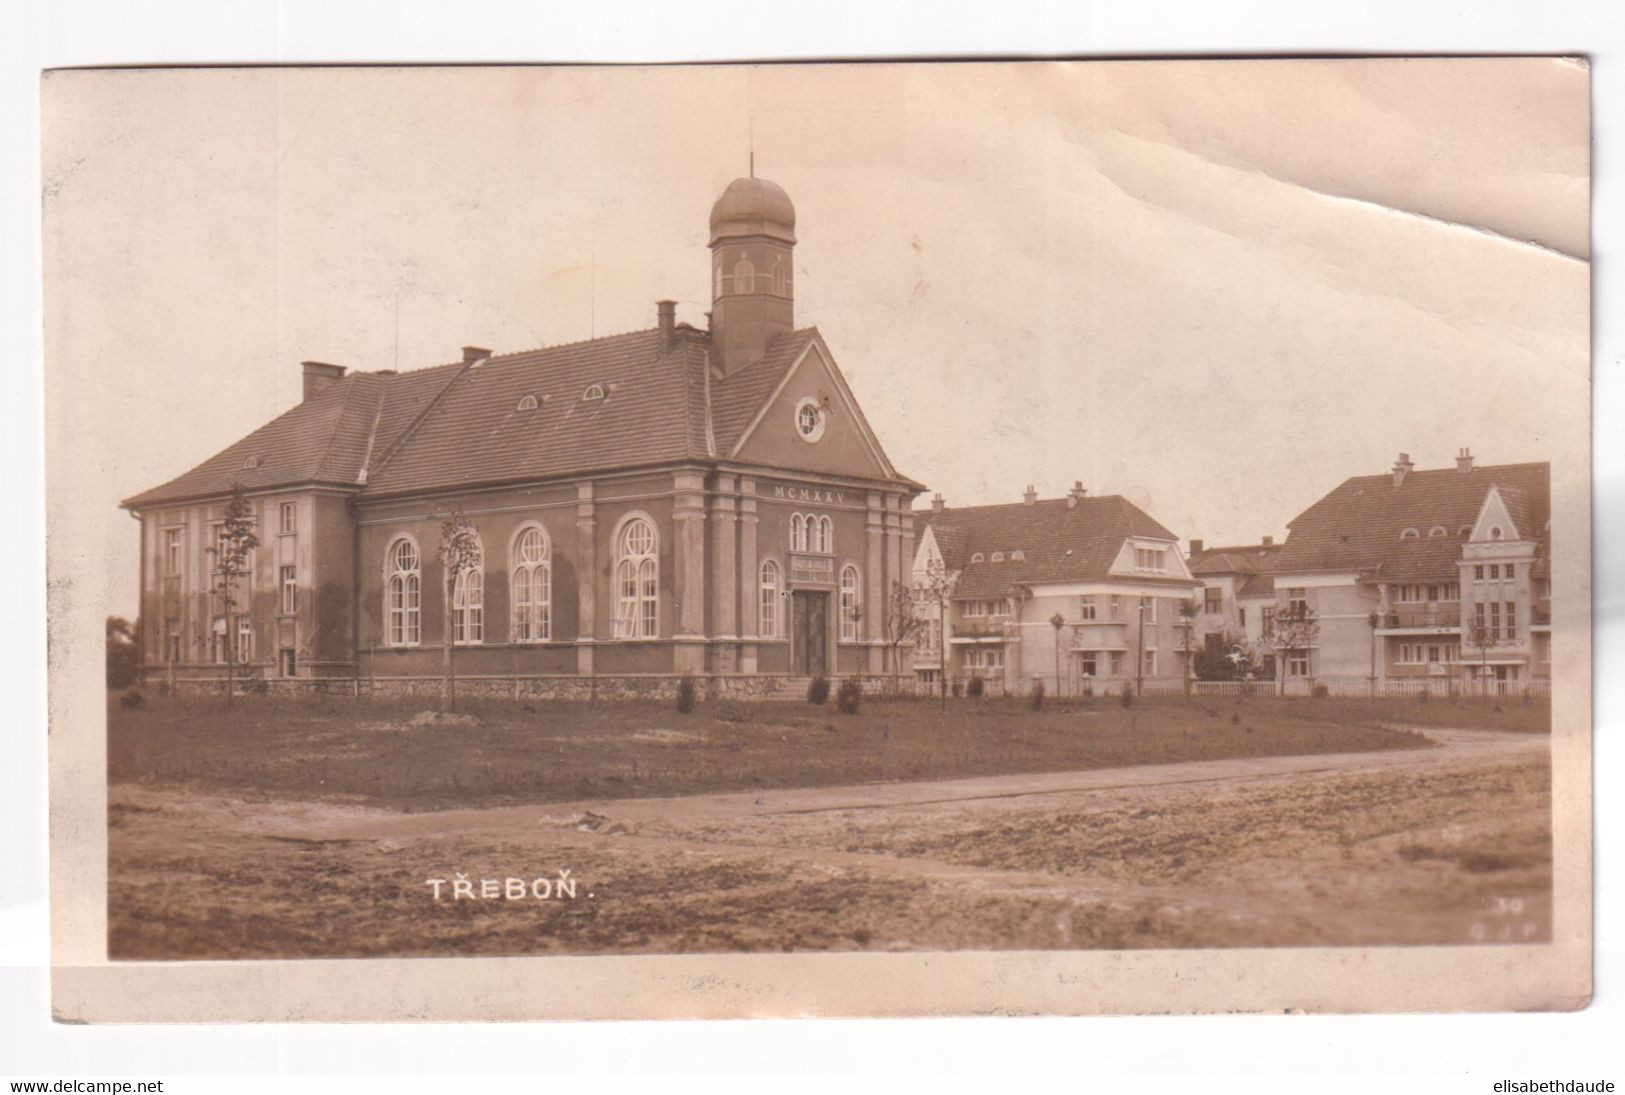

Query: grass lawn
[101,689,1548,812]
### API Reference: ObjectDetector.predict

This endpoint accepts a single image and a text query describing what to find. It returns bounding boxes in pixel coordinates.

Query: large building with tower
[122,174,925,693]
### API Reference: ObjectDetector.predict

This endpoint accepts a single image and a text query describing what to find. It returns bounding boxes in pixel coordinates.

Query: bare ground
[107,726,1550,959]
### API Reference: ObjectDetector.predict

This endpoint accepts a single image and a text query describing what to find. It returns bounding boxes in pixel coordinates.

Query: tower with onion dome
[708,174,796,375]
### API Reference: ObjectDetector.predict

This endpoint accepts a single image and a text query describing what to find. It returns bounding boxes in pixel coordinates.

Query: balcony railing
[952,622,1010,640]
[1381,608,1461,628]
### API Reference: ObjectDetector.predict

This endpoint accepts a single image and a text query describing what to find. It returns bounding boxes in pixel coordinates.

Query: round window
[794,397,826,443]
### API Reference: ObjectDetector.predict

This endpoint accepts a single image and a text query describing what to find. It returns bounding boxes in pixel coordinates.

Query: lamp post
[1136,599,1146,697]
[1049,612,1065,697]
[1367,609,1380,702]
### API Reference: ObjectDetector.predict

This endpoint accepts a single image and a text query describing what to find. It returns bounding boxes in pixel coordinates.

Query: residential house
[912,483,1200,695]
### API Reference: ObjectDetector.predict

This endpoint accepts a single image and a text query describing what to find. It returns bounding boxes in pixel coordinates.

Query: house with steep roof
[1271,450,1550,693]
[122,174,924,691]
[911,483,1200,696]
[1186,537,1284,675]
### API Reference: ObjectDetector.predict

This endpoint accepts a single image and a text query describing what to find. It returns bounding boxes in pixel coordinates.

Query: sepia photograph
[41,57,1591,1021]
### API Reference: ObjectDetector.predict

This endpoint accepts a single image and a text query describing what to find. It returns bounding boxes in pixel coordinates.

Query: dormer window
[517,394,539,411]
[990,551,1005,562]
[1400,528,1420,540]
[1429,526,1447,538]
[1011,550,1025,561]
[1490,526,1503,540]
[242,455,260,470]
[1134,546,1168,572]
[583,384,606,401]
[970,552,985,563]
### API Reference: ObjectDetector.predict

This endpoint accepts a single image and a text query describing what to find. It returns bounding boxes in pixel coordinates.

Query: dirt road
[108,726,1551,958]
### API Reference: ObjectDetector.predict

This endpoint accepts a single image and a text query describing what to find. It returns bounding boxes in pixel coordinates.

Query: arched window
[840,564,861,642]
[715,263,724,299]
[760,558,781,639]
[772,262,786,296]
[791,513,807,552]
[816,515,834,554]
[583,384,605,401]
[511,525,551,642]
[991,551,1006,562]
[1429,526,1447,538]
[517,394,538,411]
[385,537,421,646]
[1490,526,1503,540]
[451,539,484,644]
[733,259,754,294]
[1400,528,1420,541]
[970,552,985,563]
[1011,550,1026,561]
[614,516,658,639]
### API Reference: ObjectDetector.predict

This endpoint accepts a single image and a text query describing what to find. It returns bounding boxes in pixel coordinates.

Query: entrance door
[792,591,829,677]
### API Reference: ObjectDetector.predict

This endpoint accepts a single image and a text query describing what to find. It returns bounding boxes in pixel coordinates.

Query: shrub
[1120,683,1134,708]
[807,675,830,706]
[1029,678,1045,710]
[966,676,985,699]
[837,678,862,715]
[676,673,697,714]
[118,688,145,710]
[1311,683,1329,699]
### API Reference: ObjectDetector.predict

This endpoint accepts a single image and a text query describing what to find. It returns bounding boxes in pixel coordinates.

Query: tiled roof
[365,329,713,496]
[125,324,910,509]
[122,372,403,507]
[1237,573,1276,598]
[920,495,1188,600]
[709,328,820,455]
[1275,461,1550,582]
[1189,542,1282,578]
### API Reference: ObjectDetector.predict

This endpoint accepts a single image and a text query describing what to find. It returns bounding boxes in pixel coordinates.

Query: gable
[729,337,897,482]
[1470,485,1525,543]
[912,524,944,580]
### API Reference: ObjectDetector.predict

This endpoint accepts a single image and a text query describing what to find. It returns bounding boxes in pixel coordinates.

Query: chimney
[1456,447,1475,474]
[1189,538,1204,556]
[462,346,491,365]
[930,492,945,515]
[1066,480,1088,508]
[1262,535,1274,547]
[1391,452,1415,489]
[301,361,346,402]
[1023,485,1038,506]
[657,300,677,350]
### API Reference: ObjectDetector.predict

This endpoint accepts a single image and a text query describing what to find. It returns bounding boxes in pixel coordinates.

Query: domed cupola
[709,177,797,246]
[708,175,796,375]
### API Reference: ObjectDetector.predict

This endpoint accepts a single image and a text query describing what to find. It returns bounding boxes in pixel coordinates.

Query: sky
[41,60,1589,618]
